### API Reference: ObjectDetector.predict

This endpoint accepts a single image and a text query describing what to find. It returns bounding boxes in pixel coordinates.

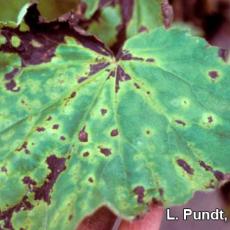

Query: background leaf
[85,0,165,49]
[37,0,81,22]
[0,0,31,27]
[0,26,229,230]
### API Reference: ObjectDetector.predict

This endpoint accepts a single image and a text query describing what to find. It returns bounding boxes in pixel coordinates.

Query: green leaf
[86,0,166,47]
[37,0,81,22]
[0,26,229,230]
[127,0,164,37]
[82,0,100,19]
[87,4,122,47]
[0,0,31,27]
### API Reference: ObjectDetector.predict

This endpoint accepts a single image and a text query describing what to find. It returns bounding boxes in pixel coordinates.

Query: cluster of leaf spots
[0,1,230,230]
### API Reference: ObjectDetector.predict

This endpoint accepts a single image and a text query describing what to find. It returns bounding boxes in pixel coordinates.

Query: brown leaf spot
[133,186,145,204]
[199,161,213,171]
[177,159,194,175]
[134,83,140,89]
[0,196,33,229]
[159,188,164,196]
[46,116,52,121]
[5,80,20,92]
[52,124,59,130]
[209,71,219,79]
[78,126,88,142]
[16,141,30,154]
[100,108,107,116]
[36,127,45,132]
[23,176,37,191]
[70,92,76,98]
[68,214,73,221]
[34,155,66,204]
[4,68,20,80]
[208,116,213,123]
[146,130,151,135]
[146,58,155,63]
[83,151,90,157]
[214,170,224,181]
[115,65,131,93]
[88,177,94,183]
[78,76,88,83]
[175,120,186,126]
[89,62,110,76]
[99,147,112,156]
[0,166,7,173]
[138,26,148,33]
[111,129,119,137]
[60,136,66,141]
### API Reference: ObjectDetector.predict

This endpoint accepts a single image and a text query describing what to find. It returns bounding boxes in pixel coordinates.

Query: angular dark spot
[5,80,20,92]
[89,62,110,76]
[218,48,229,62]
[199,161,213,171]
[111,129,119,137]
[99,147,112,156]
[146,58,155,63]
[0,196,33,229]
[60,136,66,141]
[119,50,144,61]
[214,170,224,181]
[133,186,145,204]
[115,65,131,93]
[70,92,76,98]
[78,126,88,142]
[52,124,59,130]
[138,26,148,33]
[177,159,194,175]
[134,83,140,89]
[82,151,90,157]
[146,130,150,135]
[4,68,20,80]
[159,188,164,196]
[120,52,132,60]
[146,91,150,95]
[132,57,144,61]
[68,214,73,221]
[208,116,213,123]
[78,76,88,83]
[36,127,45,132]
[1,166,7,173]
[88,177,94,183]
[209,71,219,79]
[23,176,37,191]
[46,116,52,121]
[100,108,107,116]
[175,120,186,126]
[16,141,30,154]
[34,155,66,204]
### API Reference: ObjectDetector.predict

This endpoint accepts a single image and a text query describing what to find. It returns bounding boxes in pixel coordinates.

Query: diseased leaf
[0,0,31,27]
[0,26,230,230]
